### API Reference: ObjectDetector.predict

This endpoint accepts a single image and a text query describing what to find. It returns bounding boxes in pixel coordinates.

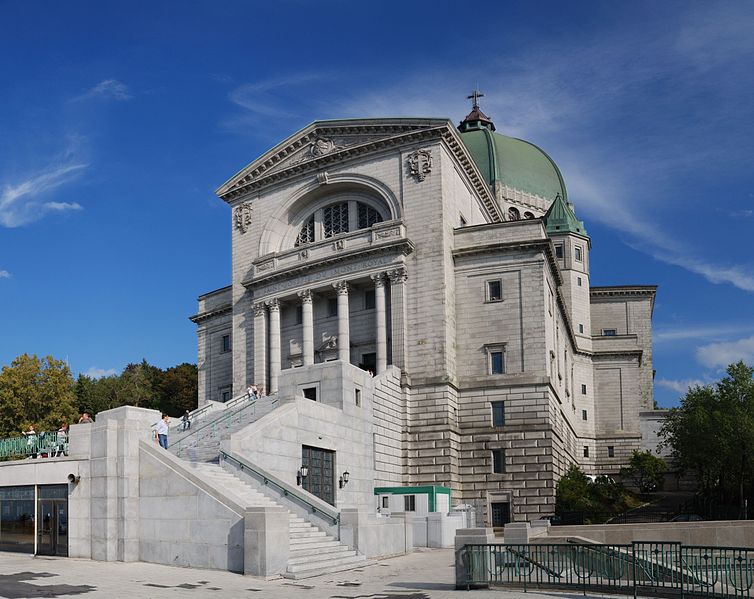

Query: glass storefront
[0,484,68,555]
[0,486,35,553]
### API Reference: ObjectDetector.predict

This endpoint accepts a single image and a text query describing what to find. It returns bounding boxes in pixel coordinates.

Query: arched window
[295,215,315,246]
[293,199,385,247]
[523,211,535,219]
[508,207,521,221]
[323,202,349,238]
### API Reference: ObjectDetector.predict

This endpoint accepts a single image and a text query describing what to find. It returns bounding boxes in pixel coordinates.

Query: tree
[0,354,78,436]
[157,363,198,415]
[73,359,198,418]
[660,361,754,510]
[621,450,667,493]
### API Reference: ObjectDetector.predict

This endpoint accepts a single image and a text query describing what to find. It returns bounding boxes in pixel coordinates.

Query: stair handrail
[219,449,340,526]
[171,390,254,432]
[171,396,257,452]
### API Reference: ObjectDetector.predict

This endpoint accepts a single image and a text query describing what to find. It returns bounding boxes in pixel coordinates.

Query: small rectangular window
[492,449,505,474]
[581,384,587,395]
[489,351,504,375]
[404,495,416,511]
[222,334,231,352]
[328,297,338,317]
[355,388,361,407]
[582,409,588,421]
[608,446,615,458]
[221,390,230,402]
[302,387,317,401]
[583,446,589,458]
[382,496,389,508]
[364,289,376,310]
[577,276,582,287]
[487,280,502,302]
[602,329,617,337]
[578,323,584,334]
[295,306,303,325]
[575,246,583,261]
[491,401,505,427]
[555,244,564,259]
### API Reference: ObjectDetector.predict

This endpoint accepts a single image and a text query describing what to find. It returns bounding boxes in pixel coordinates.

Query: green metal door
[302,445,335,506]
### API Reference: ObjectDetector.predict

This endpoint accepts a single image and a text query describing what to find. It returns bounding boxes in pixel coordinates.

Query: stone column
[298,290,314,366]
[252,302,267,393]
[371,273,387,374]
[388,267,408,372]
[268,299,281,394]
[333,281,350,363]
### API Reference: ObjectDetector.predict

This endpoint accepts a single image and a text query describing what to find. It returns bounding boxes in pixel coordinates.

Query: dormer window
[293,198,385,247]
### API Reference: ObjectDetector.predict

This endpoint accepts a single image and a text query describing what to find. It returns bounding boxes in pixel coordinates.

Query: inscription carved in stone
[407,149,432,182]
[234,202,253,233]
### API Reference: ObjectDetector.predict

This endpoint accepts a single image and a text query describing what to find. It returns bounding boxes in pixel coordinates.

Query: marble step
[287,548,356,566]
[284,555,369,579]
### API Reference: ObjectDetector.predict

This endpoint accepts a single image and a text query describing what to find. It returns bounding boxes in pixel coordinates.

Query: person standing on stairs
[181,410,191,431]
[155,413,170,449]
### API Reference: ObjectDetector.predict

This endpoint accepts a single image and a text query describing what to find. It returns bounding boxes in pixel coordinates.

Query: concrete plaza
[0,547,613,599]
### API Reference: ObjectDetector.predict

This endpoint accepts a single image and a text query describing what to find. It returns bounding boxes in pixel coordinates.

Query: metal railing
[0,432,69,460]
[461,542,754,598]
[171,395,269,457]
[170,391,255,433]
[220,450,340,527]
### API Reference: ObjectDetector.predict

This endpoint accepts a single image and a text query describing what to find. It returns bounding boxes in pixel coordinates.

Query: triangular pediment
[216,118,451,200]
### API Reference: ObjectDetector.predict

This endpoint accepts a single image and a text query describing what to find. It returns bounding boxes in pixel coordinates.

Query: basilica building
[191,98,658,524]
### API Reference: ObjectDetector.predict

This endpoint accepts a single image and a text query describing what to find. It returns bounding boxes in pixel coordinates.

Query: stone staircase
[170,396,277,463]
[188,462,368,578]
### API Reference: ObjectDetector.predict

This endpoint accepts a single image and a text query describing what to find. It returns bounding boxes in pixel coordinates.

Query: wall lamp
[339,471,350,489]
[296,465,309,486]
[67,473,81,485]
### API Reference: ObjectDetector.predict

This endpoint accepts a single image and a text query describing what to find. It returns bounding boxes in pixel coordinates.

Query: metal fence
[0,431,68,460]
[461,542,754,598]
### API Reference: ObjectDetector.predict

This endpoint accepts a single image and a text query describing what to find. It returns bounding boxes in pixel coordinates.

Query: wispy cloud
[0,162,87,227]
[230,74,328,116]
[0,270,10,279]
[656,378,708,394]
[696,335,754,369]
[73,79,132,102]
[655,323,754,344]
[84,367,117,379]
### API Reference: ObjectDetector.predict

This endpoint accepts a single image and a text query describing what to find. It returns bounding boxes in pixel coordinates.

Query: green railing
[220,450,340,527]
[461,542,754,597]
[172,395,273,457]
[0,431,68,460]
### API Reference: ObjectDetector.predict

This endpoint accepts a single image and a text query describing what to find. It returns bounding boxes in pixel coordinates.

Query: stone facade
[191,115,661,524]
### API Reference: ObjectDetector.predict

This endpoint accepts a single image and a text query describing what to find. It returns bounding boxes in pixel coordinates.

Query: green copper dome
[458,111,568,202]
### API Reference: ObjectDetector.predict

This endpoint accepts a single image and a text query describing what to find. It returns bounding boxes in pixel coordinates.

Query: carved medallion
[234,202,253,233]
[408,149,432,182]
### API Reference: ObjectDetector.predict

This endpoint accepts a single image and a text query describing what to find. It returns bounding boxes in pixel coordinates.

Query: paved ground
[0,548,616,599]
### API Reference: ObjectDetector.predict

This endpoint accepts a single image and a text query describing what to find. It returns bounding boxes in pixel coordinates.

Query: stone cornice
[215,119,503,224]
[218,123,446,201]
[189,303,232,324]
[242,237,414,289]
[453,238,563,287]
[197,285,232,300]
[591,285,657,315]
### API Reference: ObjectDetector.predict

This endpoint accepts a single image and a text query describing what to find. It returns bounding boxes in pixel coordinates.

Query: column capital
[370,272,386,287]
[333,281,349,295]
[252,302,266,317]
[297,289,313,304]
[387,266,407,284]
[266,298,280,312]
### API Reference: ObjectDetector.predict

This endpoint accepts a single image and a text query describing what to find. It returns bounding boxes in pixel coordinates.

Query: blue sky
[1,1,753,406]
